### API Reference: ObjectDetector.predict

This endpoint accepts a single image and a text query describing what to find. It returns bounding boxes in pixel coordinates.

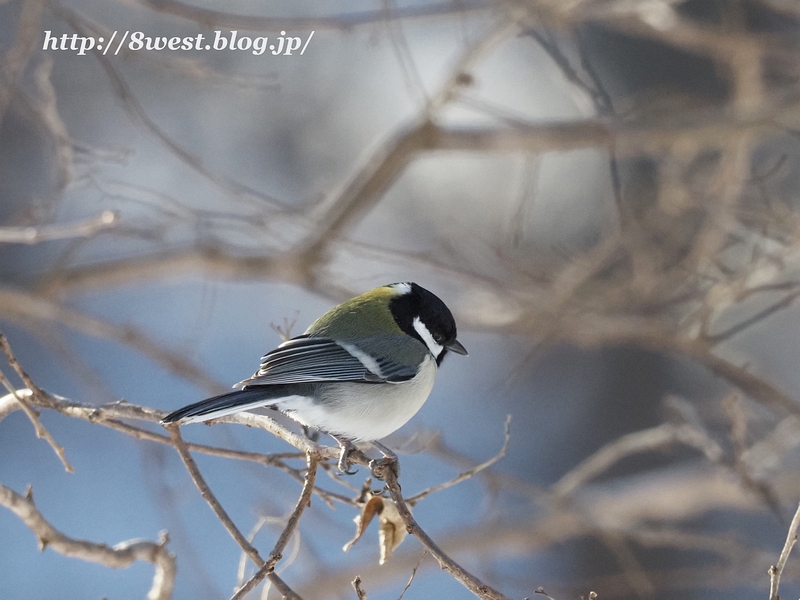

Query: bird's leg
[331,434,358,475]
[369,440,399,480]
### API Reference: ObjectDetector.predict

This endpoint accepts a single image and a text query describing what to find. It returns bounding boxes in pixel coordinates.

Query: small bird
[162,282,467,473]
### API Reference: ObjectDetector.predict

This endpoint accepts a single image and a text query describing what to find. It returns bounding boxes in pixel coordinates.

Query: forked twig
[0,336,73,472]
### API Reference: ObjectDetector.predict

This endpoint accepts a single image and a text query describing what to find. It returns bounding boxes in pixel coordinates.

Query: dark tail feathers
[161,388,280,424]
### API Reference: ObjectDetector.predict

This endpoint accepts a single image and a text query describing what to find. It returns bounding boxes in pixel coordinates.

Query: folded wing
[236,335,419,387]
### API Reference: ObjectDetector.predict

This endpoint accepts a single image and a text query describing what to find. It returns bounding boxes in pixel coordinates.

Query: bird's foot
[332,436,358,475]
[368,457,398,481]
[369,441,399,480]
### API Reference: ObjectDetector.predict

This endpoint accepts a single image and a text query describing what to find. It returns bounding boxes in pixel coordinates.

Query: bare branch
[0,336,73,472]
[0,484,175,600]
[0,384,73,473]
[352,575,367,600]
[398,550,428,600]
[769,501,800,600]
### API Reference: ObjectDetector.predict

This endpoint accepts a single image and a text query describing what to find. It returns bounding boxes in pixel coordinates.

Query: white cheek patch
[413,316,443,358]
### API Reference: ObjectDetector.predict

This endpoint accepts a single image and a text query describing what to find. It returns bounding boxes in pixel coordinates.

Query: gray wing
[236,335,420,387]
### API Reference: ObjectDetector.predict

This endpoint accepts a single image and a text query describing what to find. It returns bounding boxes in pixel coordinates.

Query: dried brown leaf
[343,495,384,553]
[342,495,408,564]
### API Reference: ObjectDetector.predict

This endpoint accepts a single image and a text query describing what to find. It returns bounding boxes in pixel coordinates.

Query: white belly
[276,355,437,441]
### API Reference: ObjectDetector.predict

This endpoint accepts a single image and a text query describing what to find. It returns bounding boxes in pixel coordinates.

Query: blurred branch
[134,0,491,32]
[552,422,724,499]
[0,0,44,125]
[0,211,118,244]
[0,288,227,394]
[0,484,175,600]
[52,2,286,209]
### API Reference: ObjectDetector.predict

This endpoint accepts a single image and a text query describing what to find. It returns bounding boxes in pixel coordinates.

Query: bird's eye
[433,333,444,343]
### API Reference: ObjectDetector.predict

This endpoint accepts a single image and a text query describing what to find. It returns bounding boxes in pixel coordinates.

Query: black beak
[446,339,468,356]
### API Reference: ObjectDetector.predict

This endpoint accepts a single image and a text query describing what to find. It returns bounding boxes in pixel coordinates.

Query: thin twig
[769,501,800,600]
[267,452,319,568]
[408,416,511,504]
[266,572,304,600]
[398,550,428,600]
[0,338,73,472]
[0,382,73,473]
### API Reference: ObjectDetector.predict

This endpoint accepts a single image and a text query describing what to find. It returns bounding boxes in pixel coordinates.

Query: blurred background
[2,0,800,598]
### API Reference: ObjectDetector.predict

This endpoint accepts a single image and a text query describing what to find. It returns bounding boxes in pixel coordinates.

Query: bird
[161,282,467,474]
